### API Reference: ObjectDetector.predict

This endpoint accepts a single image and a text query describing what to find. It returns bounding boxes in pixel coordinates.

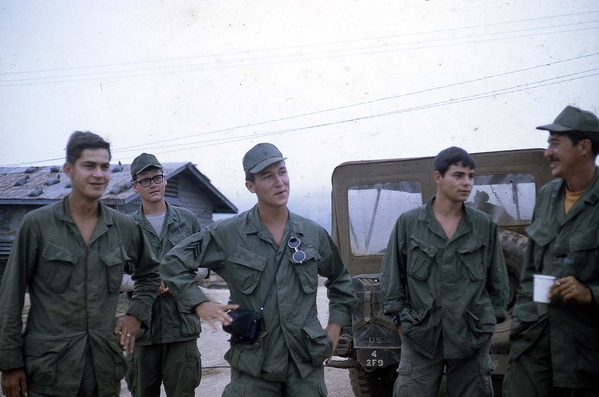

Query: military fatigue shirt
[381,197,509,360]
[130,202,203,344]
[509,169,599,388]
[0,197,160,396]
[161,206,357,381]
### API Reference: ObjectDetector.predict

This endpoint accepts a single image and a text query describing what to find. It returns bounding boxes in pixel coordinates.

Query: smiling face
[63,148,111,202]
[544,133,585,181]
[132,167,167,205]
[245,160,290,209]
[434,162,474,203]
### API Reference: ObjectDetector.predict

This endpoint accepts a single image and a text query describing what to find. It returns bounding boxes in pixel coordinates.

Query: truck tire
[491,229,528,352]
[490,230,528,396]
[498,229,528,311]
[348,365,397,397]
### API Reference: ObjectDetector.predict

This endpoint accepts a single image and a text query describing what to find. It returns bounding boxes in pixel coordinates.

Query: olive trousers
[393,337,494,397]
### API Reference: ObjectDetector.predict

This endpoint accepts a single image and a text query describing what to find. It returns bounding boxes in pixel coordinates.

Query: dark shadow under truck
[327,149,552,397]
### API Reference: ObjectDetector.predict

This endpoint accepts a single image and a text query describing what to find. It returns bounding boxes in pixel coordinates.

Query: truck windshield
[347,173,536,256]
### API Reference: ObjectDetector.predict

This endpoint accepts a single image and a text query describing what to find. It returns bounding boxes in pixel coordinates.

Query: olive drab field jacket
[161,206,358,381]
[381,197,509,360]
[0,197,160,396]
[509,170,599,388]
[129,202,203,345]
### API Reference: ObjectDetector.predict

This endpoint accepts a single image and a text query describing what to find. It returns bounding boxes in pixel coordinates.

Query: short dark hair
[434,146,476,177]
[66,131,111,165]
[550,130,599,158]
[245,171,255,183]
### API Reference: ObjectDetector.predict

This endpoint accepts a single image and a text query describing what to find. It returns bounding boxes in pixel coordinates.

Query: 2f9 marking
[366,350,384,367]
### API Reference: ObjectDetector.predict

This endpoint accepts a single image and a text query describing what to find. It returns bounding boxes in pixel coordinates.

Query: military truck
[327,148,552,396]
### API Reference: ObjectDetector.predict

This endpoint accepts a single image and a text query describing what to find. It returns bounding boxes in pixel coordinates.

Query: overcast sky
[1,1,598,227]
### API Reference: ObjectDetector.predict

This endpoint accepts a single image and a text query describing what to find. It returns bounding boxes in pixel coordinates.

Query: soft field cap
[243,143,287,174]
[536,105,599,133]
[131,153,163,177]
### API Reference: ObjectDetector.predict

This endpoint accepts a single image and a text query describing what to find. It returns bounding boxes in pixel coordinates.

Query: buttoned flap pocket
[457,238,486,281]
[93,336,128,384]
[24,335,70,387]
[99,244,129,293]
[301,317,333,367]
[526,221,556,248]
[168,229,192,248]
[464,306,496,335]
[177,302,202,336]
[294,247,321,294]
[41,242,76,293]
[407,236,437,281]
[228,246,267,294]
[568,227,599,282]
[224,331,268,378]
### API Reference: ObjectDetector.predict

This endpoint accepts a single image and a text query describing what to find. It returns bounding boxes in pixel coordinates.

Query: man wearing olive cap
[503,106,599,396]
[121,153,208,397]
[160,143,357,396]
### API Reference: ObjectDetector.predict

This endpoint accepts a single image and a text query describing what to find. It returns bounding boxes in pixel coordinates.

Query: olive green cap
[242,143,286,174]
[130,153,163,178]
[537,105,599,133]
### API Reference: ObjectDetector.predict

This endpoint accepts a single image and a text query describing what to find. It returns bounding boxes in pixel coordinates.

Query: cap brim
[135,164,163,174]
[536,123,573,132]
[248,157,287,173]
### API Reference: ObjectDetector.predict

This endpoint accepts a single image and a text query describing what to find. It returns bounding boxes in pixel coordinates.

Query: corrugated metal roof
[0,163,184,202]
[0,162,237,214]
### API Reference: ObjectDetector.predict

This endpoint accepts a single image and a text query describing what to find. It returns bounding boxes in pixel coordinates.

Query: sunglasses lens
[288,237,301,249]
[293,250,306,263]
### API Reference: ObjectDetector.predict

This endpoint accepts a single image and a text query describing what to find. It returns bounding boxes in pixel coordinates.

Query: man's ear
[63,162,72,178]
[433,170,442,185]
[578,138,592,157]
[245,181,255,194]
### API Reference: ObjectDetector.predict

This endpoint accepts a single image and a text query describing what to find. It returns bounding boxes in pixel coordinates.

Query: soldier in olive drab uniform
[381,147,509,397]
[503,106,599,397]
[122,153,207,397]
[0,131,160,397]
[160,143,358,396]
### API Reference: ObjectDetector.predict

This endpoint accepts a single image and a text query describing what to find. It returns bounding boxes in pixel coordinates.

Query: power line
[2,10,597,77]
[110,53,599,154]
[5,66,594,167]
[137,69,599,157]
[1,19,598,87]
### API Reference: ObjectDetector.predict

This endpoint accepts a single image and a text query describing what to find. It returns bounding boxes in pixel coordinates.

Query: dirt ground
[118,282,355,396]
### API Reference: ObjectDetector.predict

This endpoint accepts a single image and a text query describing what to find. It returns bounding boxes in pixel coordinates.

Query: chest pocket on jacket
[228,246,267,294]
[41,242,76,293]
[568,227,599,282]
[100,245,129,293]
[168,227,193,248]
[457,238,486,281]
[526,220,556,272]
[408,237,437,281]
[293,247,321,294]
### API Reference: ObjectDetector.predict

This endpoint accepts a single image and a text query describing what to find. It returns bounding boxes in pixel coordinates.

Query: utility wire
[1,20,598,87]
[111,53,599,153]
[2,10,597,77]
[5,66,594,167]
[138,69,599,157]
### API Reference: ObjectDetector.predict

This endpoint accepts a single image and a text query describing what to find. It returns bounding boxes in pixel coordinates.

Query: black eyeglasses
[288,237,306,264]
[133,174,164,187]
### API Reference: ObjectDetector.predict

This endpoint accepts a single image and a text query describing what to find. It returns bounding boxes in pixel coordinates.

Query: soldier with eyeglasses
[160,143,357,396]
[121,153,209,397]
